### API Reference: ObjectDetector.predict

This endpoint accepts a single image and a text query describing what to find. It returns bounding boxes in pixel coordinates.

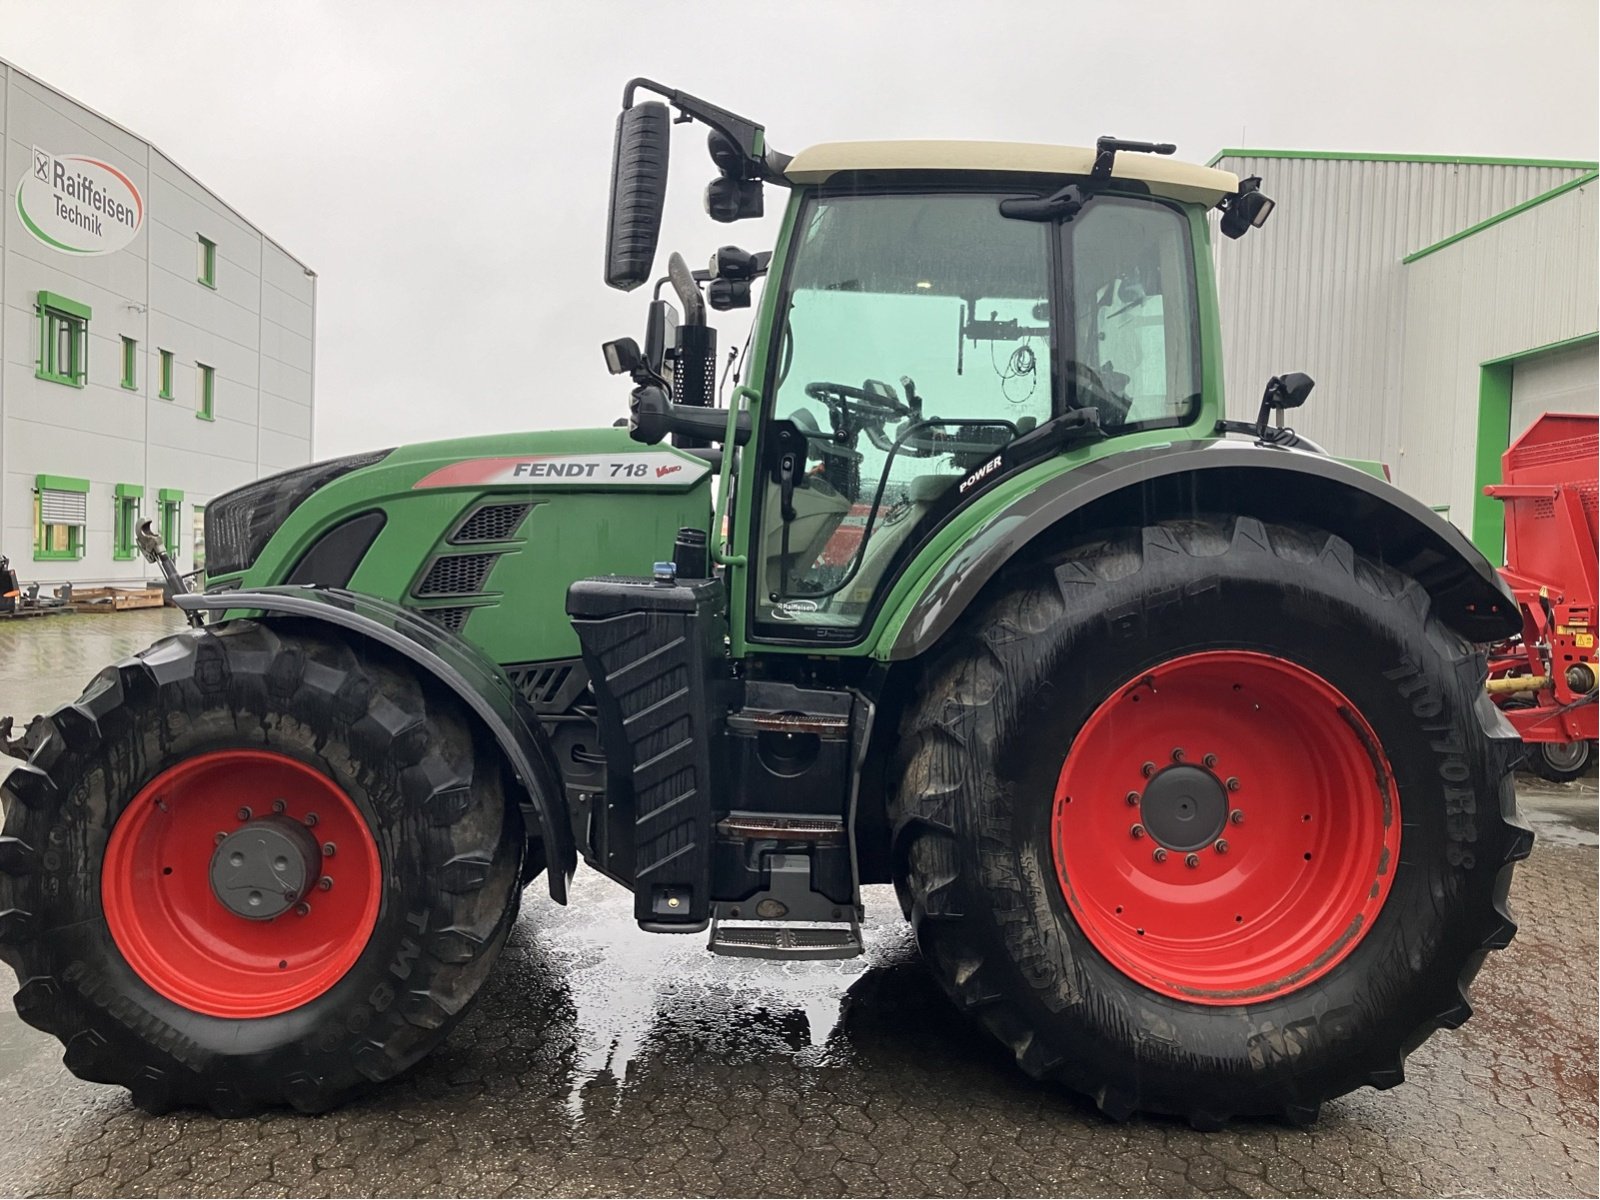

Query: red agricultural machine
[1485,412,1598,780]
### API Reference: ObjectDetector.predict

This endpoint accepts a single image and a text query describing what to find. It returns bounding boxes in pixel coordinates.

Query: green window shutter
[159,349,174,399]
[121,336,139,390]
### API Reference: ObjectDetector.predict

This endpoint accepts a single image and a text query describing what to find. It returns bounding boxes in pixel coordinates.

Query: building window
[159,489,184,559]
[159,348,174,399]
[34,475,89,561]
[121,336,139,390]
[197,362,216,420]
[192,506,207,574]
[36,292,90,387]
[198,235,217,288]
[114,483,144,561]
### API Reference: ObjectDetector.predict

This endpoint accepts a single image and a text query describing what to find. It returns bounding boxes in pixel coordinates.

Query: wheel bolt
[237,807,252,822]
[214,831,227,845]
[271,799,287,814]
[1214,839,1229,854]
[1225,777,1240,792]
[1141,761,1156,778]
[318,876,333,891]
[294,902,310,917]
[1171,747,1185,763]
[304,813,319,827]
[1125,791,1140,806]
[1130,824,1146,839]
[322,842,337,857]
[1230,809,1245,825]
[1185,853,1200,868]
[1152,848,1167,863]
[1203,753,1217,768]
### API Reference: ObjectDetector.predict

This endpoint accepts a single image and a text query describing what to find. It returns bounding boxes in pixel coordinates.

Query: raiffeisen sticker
[17,147,144,256]
[412,453,711,489]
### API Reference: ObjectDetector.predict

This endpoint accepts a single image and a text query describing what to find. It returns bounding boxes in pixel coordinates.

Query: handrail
[711,386,759,567]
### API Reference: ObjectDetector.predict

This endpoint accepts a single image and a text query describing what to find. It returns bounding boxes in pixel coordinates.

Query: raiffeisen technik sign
[16,147,144,255]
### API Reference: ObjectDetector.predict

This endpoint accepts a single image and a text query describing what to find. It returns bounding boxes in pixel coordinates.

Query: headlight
[205,449,392,577]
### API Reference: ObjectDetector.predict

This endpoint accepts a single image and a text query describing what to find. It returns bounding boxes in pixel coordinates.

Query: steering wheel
[804,380,912,423]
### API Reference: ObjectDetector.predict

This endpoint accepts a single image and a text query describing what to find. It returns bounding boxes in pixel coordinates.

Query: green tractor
[0,80,1531,1125]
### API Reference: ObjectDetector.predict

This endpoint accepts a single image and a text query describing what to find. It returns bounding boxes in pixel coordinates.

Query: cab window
[754,189,1197,639]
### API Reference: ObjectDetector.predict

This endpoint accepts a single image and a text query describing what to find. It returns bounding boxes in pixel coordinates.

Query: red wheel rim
[1051,650,1399,1005]
[102,750,381,1018]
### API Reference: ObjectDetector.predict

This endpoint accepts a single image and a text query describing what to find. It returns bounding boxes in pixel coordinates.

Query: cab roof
[784,141,1238,206]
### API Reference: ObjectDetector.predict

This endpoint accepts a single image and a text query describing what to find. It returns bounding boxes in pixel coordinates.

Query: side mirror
[644,299,679,376]
[1220,176,1275,240]
[1255,372,1315,440]
[601,337,644,377]
[1264,372,1315,410]
[604,102,671,291]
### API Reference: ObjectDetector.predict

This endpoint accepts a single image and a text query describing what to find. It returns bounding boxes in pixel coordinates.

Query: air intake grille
[505,659,588,713]
[416,553,498,597]
[452,503,531,544]
[419,606,472,632]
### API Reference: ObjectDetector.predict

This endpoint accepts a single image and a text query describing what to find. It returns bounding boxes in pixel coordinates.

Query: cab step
[708,918,863,960]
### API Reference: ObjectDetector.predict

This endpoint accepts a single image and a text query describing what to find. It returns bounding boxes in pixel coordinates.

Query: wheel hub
[209,817,323,920]
[1139,765,1228,851]
[1050,650,1400,1005]
[102,749,381,1018]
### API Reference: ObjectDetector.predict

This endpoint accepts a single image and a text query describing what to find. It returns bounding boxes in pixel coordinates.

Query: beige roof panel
[785,140,1239,205]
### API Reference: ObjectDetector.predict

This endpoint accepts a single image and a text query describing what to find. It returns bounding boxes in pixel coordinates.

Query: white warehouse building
[1210,149,1597,559]
[1,58,315,587]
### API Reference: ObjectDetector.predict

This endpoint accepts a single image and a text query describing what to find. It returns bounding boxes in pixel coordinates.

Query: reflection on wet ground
[1,610,1596,1197]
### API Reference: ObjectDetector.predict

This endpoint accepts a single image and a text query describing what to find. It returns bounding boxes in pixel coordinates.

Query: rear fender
[884,439,1521,660]
[173,586,575,902]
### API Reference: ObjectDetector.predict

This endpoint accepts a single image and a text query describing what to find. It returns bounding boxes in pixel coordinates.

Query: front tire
[0,620,523,1114]
[891,516,1532,1125]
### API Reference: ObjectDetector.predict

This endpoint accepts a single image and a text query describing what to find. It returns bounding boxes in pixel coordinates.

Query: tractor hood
[206,427,714,664]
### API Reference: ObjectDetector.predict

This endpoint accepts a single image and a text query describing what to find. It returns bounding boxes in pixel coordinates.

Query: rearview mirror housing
[644,300,679,376]
[1220,176,1275,240]
[1263,372,1315,410]
[604,102,671,290]
[601,337,644,376]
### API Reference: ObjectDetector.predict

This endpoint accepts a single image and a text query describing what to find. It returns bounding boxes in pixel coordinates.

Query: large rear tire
[0,620,523,1114]
[891,516,1532,1125]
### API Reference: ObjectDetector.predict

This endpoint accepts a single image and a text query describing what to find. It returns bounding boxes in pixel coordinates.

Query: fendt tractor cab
[1,80,1531,1126]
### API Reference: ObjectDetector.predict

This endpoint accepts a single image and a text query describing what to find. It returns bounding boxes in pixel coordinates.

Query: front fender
[884,439,1520,660]
[173,586,575,902]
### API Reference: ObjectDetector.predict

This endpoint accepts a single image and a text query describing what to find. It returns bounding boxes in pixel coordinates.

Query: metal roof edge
[1206,147,1599,171]
[1,55,317,276]
[1401,170,1598,265]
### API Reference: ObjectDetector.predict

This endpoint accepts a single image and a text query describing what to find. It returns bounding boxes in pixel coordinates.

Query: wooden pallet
[112,587,166,610]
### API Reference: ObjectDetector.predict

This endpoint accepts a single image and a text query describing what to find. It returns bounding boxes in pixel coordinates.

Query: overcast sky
[5,1,1596,456]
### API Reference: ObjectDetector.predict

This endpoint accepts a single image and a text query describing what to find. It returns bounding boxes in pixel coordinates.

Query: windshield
[754,188,1199,638]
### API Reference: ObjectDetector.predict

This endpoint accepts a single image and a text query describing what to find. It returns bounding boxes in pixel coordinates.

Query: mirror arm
[621,78,790,181]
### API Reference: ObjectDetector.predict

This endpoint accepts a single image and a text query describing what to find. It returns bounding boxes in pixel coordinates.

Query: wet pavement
[0,609,1596,1198]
